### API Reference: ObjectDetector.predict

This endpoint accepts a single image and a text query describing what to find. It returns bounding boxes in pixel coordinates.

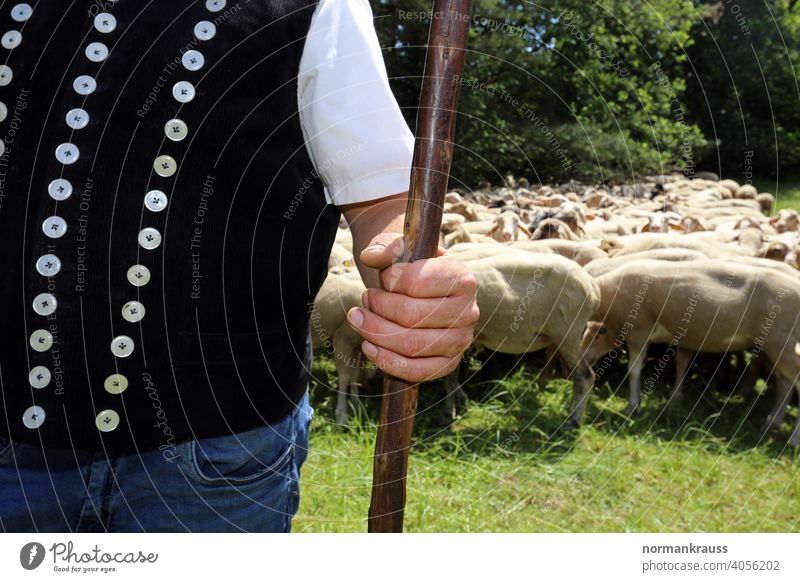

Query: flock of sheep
[312,174,800,446]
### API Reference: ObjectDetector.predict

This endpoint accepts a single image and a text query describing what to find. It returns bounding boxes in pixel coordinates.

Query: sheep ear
[487,225,497,237]
[520,223,532,238]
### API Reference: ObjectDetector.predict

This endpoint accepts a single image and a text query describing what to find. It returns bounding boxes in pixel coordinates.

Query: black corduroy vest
[0,0,339,450]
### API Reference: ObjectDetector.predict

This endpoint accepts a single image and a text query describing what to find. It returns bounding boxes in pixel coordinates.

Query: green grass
[294,356,800,532]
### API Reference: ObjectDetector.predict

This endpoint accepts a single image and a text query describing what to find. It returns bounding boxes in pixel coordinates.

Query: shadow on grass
[309,349,799,464]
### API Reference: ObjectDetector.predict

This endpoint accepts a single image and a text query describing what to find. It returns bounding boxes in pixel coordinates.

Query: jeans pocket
[186,416,296,486]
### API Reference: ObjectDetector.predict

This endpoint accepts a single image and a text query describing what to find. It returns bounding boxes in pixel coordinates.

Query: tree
[372,0,707,185]
[685,0,800,181]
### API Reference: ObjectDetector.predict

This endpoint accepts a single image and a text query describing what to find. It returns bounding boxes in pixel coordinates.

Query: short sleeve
[298,0,414,207]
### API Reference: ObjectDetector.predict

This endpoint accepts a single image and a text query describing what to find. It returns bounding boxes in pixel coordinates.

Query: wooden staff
[368,0,472,533]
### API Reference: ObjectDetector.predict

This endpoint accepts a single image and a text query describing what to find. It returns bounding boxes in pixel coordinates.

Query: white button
[0,65,12,86]
[206,0,226,12]
[104,374,128,395]
[153,155,177,177]
[127,264,151,287]
[94,13,117,33]
[48,179,72,201]
[73,75,97,95]
[32,293,57,316]
[11,4,33,22]
[121,301,145,323]
[96,409,120,432]
[1,30,22,49]
[172,81,195,104]
[0,101,6,122]
[194,21,216,41]
[164,118,188,141]
[36,254,61,277]
[55,143,80,165]
[138,227,162,250]
[22,406,45,430]
[145,189,168,212]
[182,50,205,71]
[30,329,53,352]
[85,41,109,62]
[42,216,67,239]
[110,335,134,358]
[65,108,90,130]
[29,366,51,389]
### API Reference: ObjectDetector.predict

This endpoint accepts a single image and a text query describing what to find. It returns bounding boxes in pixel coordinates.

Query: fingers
[360,340,462,384]
[347,307,473,359]
[380,257,478,298]
[359,233,405,270]
[359,235,446,272]
[363,288,480,329]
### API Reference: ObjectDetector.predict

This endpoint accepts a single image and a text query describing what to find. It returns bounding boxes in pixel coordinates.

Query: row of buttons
[15,6,126,432]
[89,11,126,432]
[92,0,226,430]
[3,5,44,431]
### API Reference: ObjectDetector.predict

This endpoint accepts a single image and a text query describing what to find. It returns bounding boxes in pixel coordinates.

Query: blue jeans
[0,393,313,532]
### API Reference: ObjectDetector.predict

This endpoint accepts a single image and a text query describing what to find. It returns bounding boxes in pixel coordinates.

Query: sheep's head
[488,211,531,242]
[580,322,619,367]
[770,209,800,233]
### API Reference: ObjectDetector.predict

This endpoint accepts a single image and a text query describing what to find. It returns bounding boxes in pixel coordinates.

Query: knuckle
[395,298,421,327]
[401,332,424,357]
[464,303,481,326]
[460,273,478,294]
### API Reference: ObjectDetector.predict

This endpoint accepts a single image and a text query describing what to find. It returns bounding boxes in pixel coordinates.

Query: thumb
[359,233,405,270]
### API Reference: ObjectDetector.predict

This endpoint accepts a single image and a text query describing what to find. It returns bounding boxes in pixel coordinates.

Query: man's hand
[345,232,479,383]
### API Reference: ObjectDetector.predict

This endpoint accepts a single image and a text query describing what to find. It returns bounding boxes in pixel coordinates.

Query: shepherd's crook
[368,0,472,534]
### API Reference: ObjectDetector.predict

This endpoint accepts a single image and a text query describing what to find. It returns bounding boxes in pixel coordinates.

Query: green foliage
[372,0,709,184]
[685,0,800,179]
[371,0,797,185]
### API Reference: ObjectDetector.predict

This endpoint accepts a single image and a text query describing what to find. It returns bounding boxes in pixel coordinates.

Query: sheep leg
[442,367,466,420]
[740,351,765,399]
[333,330,360,425]
[335,380,350,425]
[349,352,365,409]
[762,375,793,434]
[667,348,694,406]
[624,341,648,416]
[564,346,596,428]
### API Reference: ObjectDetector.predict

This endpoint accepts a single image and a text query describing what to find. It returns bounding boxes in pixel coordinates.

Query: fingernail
[364,243,385,253]
[348,308,364,327]
[361,289,370,310]
[362,341,378,358]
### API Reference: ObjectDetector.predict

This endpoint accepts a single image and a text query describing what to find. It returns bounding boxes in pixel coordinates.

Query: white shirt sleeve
[298,0,414,207]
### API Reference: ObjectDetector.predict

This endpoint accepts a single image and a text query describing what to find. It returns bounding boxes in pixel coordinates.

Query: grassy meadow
[295,355,800,532]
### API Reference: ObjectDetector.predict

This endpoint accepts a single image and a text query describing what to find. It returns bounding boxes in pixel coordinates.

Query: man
[0,0,477,532]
